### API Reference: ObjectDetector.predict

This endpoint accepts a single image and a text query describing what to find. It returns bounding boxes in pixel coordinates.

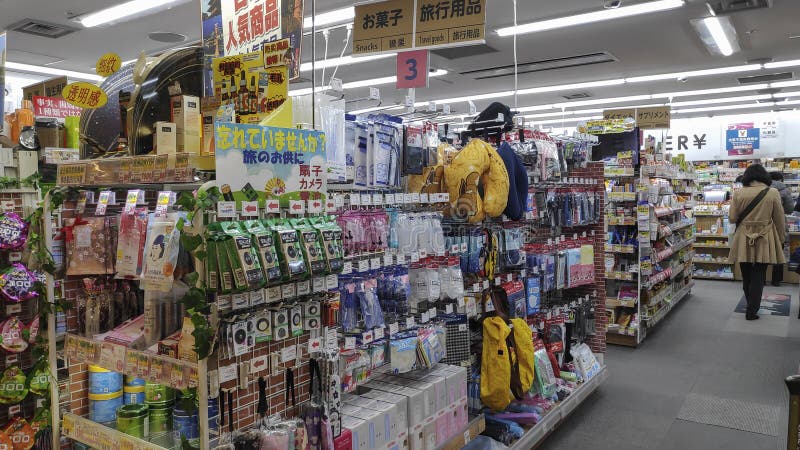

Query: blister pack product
[267,219,308,280]
[141,214,182,292]
[243,220,283,284]
[220,222,265,290]
[214,233,235,294]
[116,208,149,279]
[312,216,344,274]
[293,218,327,276]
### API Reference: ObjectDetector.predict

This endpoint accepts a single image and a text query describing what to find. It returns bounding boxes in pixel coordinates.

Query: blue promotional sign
[726,127,760,156]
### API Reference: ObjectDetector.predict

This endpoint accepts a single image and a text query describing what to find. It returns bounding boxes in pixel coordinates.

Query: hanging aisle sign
[353,0,486,55]
[726,123,760,156]
[603,106,671,129]
[214,123,327,208]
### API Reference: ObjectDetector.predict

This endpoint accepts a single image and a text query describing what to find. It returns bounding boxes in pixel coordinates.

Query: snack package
[0,317,28,353]
[220,222,265,290]
[0,264,39,302]
[0,213,28,250]
[27,315,39,344]
[116,208,149,279]
[4,416,34,450]
[27,359,50,396]
[243,220,283,284]
[0,366,28,404]
[66,217,115,276]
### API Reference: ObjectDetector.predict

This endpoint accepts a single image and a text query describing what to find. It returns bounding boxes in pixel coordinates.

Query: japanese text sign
[32,96,83,119]
[95,52,122,77]
[61,82,107,109]
[415,0,486,48]
[396,49,429,88]
[726,127,760,156]
[215,123,328,208]
[221,0,282,57]
[636,106,671,129]
[354,0,414,54]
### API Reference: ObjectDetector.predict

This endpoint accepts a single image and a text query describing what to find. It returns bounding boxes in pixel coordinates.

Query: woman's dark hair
[770,171,784,182]
[735,175,743,183]
[741,164,772,187]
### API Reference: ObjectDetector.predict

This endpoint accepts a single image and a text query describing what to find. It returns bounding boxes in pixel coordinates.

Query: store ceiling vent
[737,72,793,84]
[707,0,771,14]
[562,92,592,100]
[8,19,79,39]
[432,44,499,60]
[461,52,617,81]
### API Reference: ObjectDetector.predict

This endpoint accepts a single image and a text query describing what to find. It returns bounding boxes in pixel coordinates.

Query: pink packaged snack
[27,316,39,344]
[0,213,28,250]
[0,264,39,302]
[0,317,28,353]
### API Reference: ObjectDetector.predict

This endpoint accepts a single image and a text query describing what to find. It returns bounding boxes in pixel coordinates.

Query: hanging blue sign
[726,127,760,156]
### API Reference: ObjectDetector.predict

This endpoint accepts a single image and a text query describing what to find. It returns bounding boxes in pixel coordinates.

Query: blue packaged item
[89,390,124,423]
[526,277,541,315]
[89,365,123,395]
[173,405,200,440]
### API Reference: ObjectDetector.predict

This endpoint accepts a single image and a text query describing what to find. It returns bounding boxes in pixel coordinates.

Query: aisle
[541,279,800,450]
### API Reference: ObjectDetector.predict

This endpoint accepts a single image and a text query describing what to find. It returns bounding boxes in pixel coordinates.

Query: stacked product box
[334,364,468,450]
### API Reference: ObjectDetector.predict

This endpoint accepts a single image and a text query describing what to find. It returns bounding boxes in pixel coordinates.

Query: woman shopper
[729,164,786,320]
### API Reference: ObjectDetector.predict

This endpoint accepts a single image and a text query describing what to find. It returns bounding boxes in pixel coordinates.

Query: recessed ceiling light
[148,31,187,43]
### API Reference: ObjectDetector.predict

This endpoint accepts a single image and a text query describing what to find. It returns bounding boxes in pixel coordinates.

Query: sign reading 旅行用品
[214,123,327,209]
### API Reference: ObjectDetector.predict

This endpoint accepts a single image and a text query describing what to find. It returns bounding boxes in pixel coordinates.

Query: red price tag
[396,49,429,89]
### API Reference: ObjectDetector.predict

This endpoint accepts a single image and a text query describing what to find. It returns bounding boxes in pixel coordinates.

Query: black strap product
[286,367,296,407]
[309,359,323,404]
[736,187,770,226]
[227,390,234,433]
[219,388,225,429]
[257,376,267,419]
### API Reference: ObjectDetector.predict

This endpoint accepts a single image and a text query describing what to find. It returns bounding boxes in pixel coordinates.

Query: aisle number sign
[396,49,429,88]
[353,0,486,55]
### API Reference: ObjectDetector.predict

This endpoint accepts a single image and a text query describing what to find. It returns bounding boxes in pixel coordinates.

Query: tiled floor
[539,280,800,450]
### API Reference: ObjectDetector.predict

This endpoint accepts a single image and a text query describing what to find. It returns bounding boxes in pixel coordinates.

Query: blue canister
[208,397,219,434]
[88,365,123,395]
[173,404,199,440]
[88,390,123,423]
[123,376,146,404]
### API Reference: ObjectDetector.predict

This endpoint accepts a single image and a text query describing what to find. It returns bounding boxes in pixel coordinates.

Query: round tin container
[116,403,149,438]
[88,365,122,395]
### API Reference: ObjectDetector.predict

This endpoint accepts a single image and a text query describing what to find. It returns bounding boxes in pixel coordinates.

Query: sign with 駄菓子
[214,123,327,208]
[353,0,414,54]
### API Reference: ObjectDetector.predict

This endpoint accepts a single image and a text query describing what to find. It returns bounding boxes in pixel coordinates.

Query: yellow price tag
[62,82,108,109]
[96,52,122,77]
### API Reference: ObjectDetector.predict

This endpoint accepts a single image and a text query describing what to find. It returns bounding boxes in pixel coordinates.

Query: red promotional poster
[32,96,83,119]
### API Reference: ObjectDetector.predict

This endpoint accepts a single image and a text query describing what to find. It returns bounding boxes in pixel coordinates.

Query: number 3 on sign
[396,49,429,89]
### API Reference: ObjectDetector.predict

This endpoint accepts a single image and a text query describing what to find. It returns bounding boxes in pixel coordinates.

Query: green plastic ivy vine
[176,186,221,360]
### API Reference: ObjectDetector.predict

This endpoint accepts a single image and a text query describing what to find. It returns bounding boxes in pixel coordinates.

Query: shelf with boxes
[691,202,737,281]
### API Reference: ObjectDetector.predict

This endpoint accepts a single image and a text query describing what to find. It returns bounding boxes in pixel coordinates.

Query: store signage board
[396,50,430,89]
[33,96,83,119]
[726,125,760,156]
[604,106,670,129]
[95,52,122,77]
[215,122,327,209]
[62,82,107,109]
[603,108,635,121]
[353,0,485,54]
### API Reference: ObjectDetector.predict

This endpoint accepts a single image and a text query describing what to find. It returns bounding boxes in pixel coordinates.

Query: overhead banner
[726,123,760,156]
[201,0,304,95]
[353,0,486,55]
[214,123,327,208]
[603,106,670,129]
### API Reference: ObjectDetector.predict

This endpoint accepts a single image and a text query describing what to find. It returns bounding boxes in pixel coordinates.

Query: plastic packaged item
[242,220,283,284]
[0,212,27,250]
[293,218,327,276]
[389,334,418,374]
[141,214,182,292]
[66,217,115,276]
[0,263,38,303]
[220,222,265,290]
[116,208,149,279]
[267,218,308,280]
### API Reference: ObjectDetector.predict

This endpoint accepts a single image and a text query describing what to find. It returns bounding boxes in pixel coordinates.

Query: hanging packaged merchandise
[0,366,28,404]
[405,125,425,176]
[0,263,38,303]
[416,326,445,368]
[545,315,566,354]
[116,208,149,279]
[27,359,50,395]
[141,214,183,292]
[479,316,513,411]
[533,346,557,398]
[444,139,509,223]
[525,276,541,315]
[3,417,34,450]
[501,281,526,319]
[426,259,441,303]
[501,227,525,268]
[0,317,28,353]
[205,236,220,292]
[242,220,283,285]
[356,276,385,330]
[65,216,115,276]
[311,216,344,274]
[389,331,419,374]
[321,100,346,182]
[354,123,368,187]
[510,317,535,394]
[267,218,308,280]
[78,278,114,337]
[0,212,28,250]
[345,116,356,181]
[26,315,39,344]
[293,218,327,276]
[219,222,265,290]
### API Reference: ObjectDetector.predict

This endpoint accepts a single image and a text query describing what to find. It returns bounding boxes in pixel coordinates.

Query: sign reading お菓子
[352,0,486,55]
[214,123,327,208]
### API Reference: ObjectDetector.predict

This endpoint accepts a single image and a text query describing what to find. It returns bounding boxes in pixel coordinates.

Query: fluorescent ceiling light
[413,91,515,107]
[672,102,772,114]
[496,0,684,36]
[530,115,603,125]
[303,7,355,29]
[663,84,769,98]
[6,61,103,82]
[300,54,394,72]
[771,80,800,88]
[764,59,800,69]
[517,79,625,95]
[80,0,183,27]
[626,64,760,83]
[693,16,739,57]
[348,105,404,115]
[289,70,447,96]
[554,94,655,108]
[669,94,772,107]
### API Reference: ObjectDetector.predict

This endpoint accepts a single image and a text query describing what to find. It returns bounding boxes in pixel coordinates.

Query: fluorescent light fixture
[672,102,772,114]
[348,105,404,115]
[554,94,655,108]
[626,64,760,83]
[290,70,447,96]
[80,0,183,27]
[303,7,355,29]
[413,91,515,107]
[669,94,772,107]
[496,0,684,36]
[692,16,739,56]
[771,80,800,88]
[288,85,331,96]
[764,59,800,69]
[6,61,103,82]
[663,84,769,98]
[530,115,603,125]
[300,54,394,72]
[517,79,625,95]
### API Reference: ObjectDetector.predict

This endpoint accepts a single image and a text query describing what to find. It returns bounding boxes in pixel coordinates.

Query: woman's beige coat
[728,181,786,264]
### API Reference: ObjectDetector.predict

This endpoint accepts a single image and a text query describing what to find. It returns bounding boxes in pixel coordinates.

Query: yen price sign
[397,50,429,89]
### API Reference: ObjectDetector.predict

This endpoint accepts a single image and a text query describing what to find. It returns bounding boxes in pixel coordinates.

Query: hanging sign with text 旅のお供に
[214,123,327,209]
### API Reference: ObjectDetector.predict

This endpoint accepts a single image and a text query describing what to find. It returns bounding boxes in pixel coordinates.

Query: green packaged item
[313,216,344,273]
[27,359,49,396]
[206,238,220,292]
[221,222,265,290]
[243,220,283,284]
[293,218,327,276]
[223,236,248,291]
[266,219,307,280]
[214,233,234,293]
[116,403,149,438]
[0,366,28,404]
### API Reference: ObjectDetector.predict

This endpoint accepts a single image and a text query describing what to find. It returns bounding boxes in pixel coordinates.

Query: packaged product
[220,222,265,290]
[0,263,39,302]
[292,218,327,276]
[116,207,149,279]
[243,220,283,284]
[311,216,343,274]
[141,214,182,292]
[266,218,308,280]
[0,212,28,250]
[66,217,115,276]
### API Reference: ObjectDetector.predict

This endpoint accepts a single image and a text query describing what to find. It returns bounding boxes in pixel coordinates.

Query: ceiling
[3,0,800,121]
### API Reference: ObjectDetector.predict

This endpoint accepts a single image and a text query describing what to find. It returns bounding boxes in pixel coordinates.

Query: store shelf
[692,259,732,264]
[606,216,637,226]
[509,366,608,449]
[62,412,167,450]
[437,415,486,450]
[604,244,637,254]
[64,334,199,389]
[606,271,636,281]
[643,281,694,327]
[694,243,730,248]
[692,273,735,280]
[606,298,638,308]
[695,234,729,239]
